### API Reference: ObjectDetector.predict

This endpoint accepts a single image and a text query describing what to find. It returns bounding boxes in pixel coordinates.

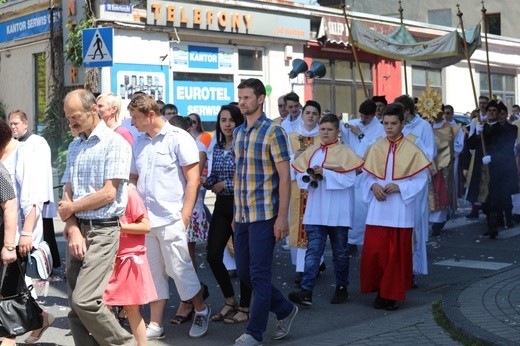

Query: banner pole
[481,1,493,99]
[398,1,409,95]
[342,5,369,99]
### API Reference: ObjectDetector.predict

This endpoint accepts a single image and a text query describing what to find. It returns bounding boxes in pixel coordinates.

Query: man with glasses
[273,95,289,125]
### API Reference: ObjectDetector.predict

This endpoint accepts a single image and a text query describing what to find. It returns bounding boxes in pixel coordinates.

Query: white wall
[0,41,48,129]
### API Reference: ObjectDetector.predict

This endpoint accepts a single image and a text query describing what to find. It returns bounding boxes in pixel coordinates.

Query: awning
[317,15,349,45]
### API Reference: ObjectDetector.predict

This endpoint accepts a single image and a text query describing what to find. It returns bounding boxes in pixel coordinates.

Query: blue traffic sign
[82,27,113,68]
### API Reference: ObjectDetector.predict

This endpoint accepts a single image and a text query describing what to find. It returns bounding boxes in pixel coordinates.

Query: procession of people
[1,80,519,346]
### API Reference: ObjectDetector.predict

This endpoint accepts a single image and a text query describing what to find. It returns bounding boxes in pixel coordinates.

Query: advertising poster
[111,63,169,110]
[174,80,234,122]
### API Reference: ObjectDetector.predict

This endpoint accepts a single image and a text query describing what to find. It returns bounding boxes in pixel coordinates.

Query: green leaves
[64,17,95,67]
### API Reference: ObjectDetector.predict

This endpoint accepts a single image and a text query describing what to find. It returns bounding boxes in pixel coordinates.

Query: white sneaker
[233,333,262,345]
[271,305,298,340]
[189,307,210,338]
[146,325,165,340]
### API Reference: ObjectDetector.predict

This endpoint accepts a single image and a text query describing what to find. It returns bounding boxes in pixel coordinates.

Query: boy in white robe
[360,103,431,311]
[288,114,364,306]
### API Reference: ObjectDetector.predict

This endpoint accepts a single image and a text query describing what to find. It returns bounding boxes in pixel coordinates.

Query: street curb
[440,265,520,346]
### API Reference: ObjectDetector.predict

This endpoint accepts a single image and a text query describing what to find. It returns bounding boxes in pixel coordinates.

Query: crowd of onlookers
[1,80,519,346]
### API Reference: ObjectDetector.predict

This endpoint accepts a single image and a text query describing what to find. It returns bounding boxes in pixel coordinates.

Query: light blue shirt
[62,121,131,219]
[131,122,199,227]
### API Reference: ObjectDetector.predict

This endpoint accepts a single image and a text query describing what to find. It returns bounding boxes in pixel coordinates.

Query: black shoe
[288,289,312,306]
[330,286,350,304]
[465,211,479,219]
[294,272,303,285]
[489,229,498,239]
[411,275,418,289]
[430,222,443,236]
[385,300,399,311]
[373,293,386,309]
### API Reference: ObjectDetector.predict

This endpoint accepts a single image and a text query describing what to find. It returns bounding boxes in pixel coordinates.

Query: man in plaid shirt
[231,78,298,346]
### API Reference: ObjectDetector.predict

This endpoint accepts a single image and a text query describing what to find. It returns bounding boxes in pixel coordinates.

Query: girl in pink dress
[104,189,157,345]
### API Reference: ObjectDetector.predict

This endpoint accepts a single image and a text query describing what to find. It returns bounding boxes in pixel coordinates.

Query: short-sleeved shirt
[0,163,16,245]
[233,113,290,223]
[131,122,199,227]
[61,121,131,219]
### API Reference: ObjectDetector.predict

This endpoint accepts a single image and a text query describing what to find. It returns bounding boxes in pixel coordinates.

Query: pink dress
[103,190,157,305]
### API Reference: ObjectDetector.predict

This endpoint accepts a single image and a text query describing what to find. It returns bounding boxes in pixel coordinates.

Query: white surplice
[341,117,385,245]
[403,115,435,275]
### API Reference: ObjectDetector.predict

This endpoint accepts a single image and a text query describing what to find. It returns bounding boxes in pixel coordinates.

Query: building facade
[1,0,520,133]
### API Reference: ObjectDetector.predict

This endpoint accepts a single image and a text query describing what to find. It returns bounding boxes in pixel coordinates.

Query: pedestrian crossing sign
[82,27,113,68]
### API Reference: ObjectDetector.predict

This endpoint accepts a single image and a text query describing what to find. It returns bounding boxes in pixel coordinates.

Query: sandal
[211,301,238,322]
[24,312,55,343]
[223,308,249,324]
[170,300,194,325]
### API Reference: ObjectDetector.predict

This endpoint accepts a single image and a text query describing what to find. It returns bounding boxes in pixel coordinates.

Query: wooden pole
[398,1,409,95]
[481,1,493,99]
[457,4,486,156]
[456,4,479,114]
[341,4,369,99]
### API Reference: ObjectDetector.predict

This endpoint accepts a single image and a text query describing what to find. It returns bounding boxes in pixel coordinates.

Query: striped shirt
[62,121,131,219]
[233,114,290,223]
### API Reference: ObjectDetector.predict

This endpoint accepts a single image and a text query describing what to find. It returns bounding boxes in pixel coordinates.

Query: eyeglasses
[278,104,285,108]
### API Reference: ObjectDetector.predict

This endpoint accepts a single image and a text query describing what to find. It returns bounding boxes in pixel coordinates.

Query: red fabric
[432,171,449,210]
[360,225,413,301]
[103,190,157,305]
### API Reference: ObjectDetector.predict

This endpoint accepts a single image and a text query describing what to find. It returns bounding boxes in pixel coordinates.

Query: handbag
[26,241,53,280]
[0,260,43,337]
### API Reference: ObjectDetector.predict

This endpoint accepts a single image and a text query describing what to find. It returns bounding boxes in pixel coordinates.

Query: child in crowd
[104,189,157,345]
[289,113,364,306]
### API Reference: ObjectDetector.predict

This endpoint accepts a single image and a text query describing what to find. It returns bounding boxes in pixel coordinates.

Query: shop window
[428,9,452,27]
[486,13,501,36]
[238,49,262,71]
[479,72,515,110]
[312,59,373,119]
[34,52,46,134]
[412,67,442,97]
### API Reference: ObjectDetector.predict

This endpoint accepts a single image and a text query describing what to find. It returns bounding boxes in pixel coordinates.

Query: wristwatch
[4,245,15,251]
[358,133,365,140]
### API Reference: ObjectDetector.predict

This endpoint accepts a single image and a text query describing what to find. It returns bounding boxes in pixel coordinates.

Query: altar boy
[360,103,431,311]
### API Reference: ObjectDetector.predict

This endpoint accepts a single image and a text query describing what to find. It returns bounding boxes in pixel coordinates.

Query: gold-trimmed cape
[290,140,364,248]
[292,140,364,174]
[363,135,431,180]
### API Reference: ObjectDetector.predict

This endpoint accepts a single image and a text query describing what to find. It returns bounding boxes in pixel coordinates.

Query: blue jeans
[234,218,294,342]
[301,225,350,291]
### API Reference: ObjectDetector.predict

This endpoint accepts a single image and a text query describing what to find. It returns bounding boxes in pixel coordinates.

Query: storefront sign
[0,8,62,43]
[174,80,234,121]
[147,1,310,41]
[189,45,218,69]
